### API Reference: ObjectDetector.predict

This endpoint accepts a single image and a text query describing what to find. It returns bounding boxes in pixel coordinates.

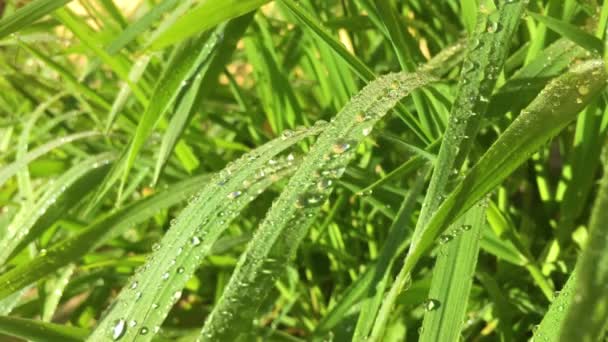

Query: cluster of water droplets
[198,72,433,340]
[102,129,327,340]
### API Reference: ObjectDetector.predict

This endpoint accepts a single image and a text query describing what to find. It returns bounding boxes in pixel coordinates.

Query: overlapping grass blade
[0,153,114,264]
[0,315,88,342]
[154,14,253,183]
[93,27,226,205]
[374,1,528,339]
[87,124,326,341]
[527,12,603,53]
[0,174,209,300]
[105,0,179,54]
[0,132,100,189]
[149,0,268,50]
[560,144,608,341]
[199,71,435,340]
[533,270,577,341]
[386,59,607,328]
[350,166,429,340]
[0,0,71,40]
[419,202,486,342]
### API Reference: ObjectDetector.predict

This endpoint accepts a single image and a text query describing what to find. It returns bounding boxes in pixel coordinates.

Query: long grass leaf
[560,144,608,341]
[199,71,434,340]
[87,125,326,341]
[0,315,88,342]
[148,0,268,50]
[0,0,71,39]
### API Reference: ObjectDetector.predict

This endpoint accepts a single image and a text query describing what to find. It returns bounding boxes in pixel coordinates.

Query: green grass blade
[560,145,608,341]
[351,166,430,340]
[199,71,434,341]
[96,28,224,204]
[419,202,486,342]
[399,59,607,308]
[154,15,253,183]
[0,131,100,189]
[527,11,603,53]
[0,315,88,342]
[373,1,528,337]
[0,174,211,300]
[87,125,326,341]
[148,0,268,50]
[106,0,179,54]
[533,270,577,342]
[0,153,114,264]
[0,0,71,40]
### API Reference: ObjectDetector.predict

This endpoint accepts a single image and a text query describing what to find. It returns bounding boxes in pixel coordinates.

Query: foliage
[1,0,608,341]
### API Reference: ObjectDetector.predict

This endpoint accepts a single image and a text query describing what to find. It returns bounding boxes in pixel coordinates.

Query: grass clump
[1,0,608,341]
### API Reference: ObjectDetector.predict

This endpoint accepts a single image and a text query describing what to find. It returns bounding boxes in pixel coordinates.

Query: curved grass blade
[106,0,179,54]
[41,265,75,322]
[0,0,71,40]
[560,145,608,341]
[0,174,210,300]
[374,1,529,339]
[0,315,88,342]
[87,124,326,341]
[389,59,607,327]
[119,27,225,199]
[153,14,253,183]
[419,202,486,342]
[533,270,577,342]
[350,166,430,340]
[199,71,435,341]
[0,131,101,188]
[527,12,603,54]
[0,153,114,264]
[148,0,268,50]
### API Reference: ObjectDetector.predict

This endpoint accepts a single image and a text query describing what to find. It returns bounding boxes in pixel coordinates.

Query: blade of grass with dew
[41,264,75,322]
[419,201,486,342]
[0,173,209,300]
[199,71,435,341]
[382,60,607,334]
[154,15,253,183]
[0,153,114,264]
[350,166,430,340]
[87,124,326,341]
[527,12,603,54]
[533,270,577,342]
[560,144,608,341]
[0,0,71,40]
[105,0,179,54]
[0,315,88,342]
[149,0,269,50]
[373,1,528,339]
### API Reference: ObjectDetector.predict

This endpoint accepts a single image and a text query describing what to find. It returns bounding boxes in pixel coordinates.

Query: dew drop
[129,320,137,328]
[423,298,441,311]
[487,21,499,33]
[130,281,138,290]
[317,179,333,191]
[140,327,149,335]
[461,224,472,231]
[578,85,589,96]
[177,267,185,274]
[152,243,161,252]
[227,191,242,199]
[111,319,126,340]
[281,129,294,140]
[162,272,170,280]
[332,140,352,154]
[576,98,583,104]
[191,236,202,246]
[439,234,453,244]
[362,127,372,136]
